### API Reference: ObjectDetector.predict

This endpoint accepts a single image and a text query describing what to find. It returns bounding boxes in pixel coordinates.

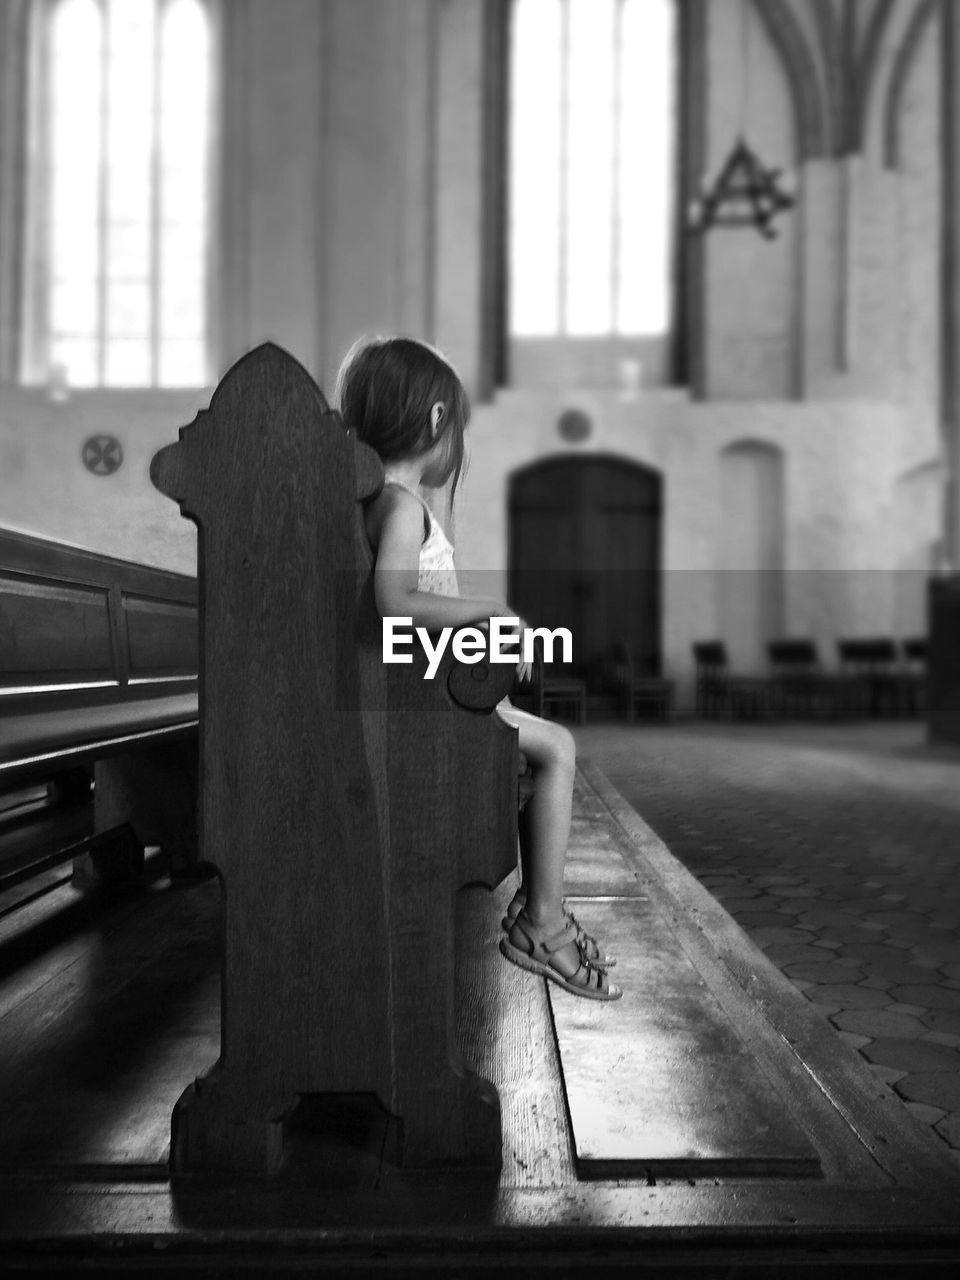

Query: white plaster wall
[0,387,205,573]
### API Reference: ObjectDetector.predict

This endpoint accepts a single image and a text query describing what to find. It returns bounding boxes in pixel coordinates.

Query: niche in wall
[717,440,785,672]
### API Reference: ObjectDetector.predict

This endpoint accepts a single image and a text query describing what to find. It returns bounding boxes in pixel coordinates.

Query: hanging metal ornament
[686,0,797,239]
[687,137,796,238]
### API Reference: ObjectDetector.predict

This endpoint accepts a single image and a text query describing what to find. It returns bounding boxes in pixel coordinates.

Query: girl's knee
[548,721,577,774]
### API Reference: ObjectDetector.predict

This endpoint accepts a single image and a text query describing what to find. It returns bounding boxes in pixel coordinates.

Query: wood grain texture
[152,343,518,1173]
[0,528,197,711]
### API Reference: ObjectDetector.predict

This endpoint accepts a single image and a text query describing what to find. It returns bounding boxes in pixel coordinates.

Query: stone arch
[717,440,786,672]
[855,0,896,152]
[809,0,844,153]
[750,0,830,159]
[884,0,937,170]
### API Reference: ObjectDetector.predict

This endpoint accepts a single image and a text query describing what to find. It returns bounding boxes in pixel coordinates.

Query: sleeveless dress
[383,480,459,597]
[382,480,512,712]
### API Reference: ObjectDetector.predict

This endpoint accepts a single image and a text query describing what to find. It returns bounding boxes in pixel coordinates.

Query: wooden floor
[1,766,960,1275]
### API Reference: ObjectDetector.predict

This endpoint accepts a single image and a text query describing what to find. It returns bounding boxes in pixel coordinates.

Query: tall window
[22,0,215,388]
[509,0,676,341]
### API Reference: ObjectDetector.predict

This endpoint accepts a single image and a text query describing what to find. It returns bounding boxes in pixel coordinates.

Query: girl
[338,336,621,1002]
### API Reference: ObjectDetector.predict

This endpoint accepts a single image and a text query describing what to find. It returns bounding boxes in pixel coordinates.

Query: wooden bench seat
[1,694,198,778]
[1,528,200,884]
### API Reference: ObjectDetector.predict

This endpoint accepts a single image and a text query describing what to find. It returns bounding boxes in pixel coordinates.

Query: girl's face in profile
[419,428,466,490]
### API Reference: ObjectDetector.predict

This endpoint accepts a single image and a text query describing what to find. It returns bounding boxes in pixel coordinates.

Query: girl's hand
[496,609,534,682]
[477,607,532,680]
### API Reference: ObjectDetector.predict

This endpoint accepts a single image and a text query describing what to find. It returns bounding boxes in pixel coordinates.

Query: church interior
[3,0,960,1273]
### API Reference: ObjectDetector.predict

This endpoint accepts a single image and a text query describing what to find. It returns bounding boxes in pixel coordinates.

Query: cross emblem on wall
[82,435,124,476]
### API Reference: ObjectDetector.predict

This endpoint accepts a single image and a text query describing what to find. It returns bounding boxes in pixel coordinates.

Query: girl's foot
[500,909,622,1001]
[502,891,617,969]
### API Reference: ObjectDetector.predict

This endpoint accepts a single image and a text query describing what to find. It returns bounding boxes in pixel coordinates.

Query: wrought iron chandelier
[687,0,796,239]
[687,137,796,239]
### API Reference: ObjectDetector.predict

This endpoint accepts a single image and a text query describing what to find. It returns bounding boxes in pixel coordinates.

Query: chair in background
[900,637,927,717]
[527,639,588,724]
[692,641,772,720]
[612,641,674,723]
[767,639,859,719]
[836,638,900,717]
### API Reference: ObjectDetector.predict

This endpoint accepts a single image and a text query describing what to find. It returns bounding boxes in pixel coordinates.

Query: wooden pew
[0,528,199,886]
[151,342,518,1175]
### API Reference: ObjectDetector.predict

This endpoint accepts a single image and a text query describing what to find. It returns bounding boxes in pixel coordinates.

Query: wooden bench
[0,529,199,888]
[150,342,519,1175]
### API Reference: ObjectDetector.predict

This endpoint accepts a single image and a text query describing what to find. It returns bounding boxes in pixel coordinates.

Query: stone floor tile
[867,910,932,927]
[884,1002,929,1017]
[892,984,960,1009]
[942,965,960,982]
[763,942,834,965]
[837,1030,871,1049]
[908,956,946,969]
[794,909,861,930]
[846,945,929,967]
[935,1114,960,1150]
[752,930,816,949]
[868,1063,906,1086]
[860,976,894,991]
[921,1031,960,1048]
[895,1072,960,1110]
[912,940,960,964]
[832,1008,927,1037]
[903,1101,948,1126]
[732,910,800,929]
[784,961,866,984]
[921,1009,960,1036]
[812,939,842,950]
[805,983,890,1009]
[775,886,821,899]
[862,1038,960,1072]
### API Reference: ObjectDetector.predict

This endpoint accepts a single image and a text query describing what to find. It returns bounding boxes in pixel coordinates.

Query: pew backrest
[0,527,198,783]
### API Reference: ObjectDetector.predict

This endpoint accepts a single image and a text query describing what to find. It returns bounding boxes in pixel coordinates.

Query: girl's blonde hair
[335,336,469,499]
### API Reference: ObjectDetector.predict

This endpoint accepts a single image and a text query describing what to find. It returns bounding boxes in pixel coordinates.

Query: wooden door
[508,456,662,688]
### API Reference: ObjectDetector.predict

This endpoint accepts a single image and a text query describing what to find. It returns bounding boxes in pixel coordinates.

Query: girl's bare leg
[495,703,578,968]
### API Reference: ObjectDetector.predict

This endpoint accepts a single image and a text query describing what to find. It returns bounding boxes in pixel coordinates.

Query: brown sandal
[499,910,622,1001]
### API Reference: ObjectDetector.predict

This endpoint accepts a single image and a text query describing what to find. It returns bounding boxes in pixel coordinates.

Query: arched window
[22,0,216,388]
[508,0,677,384]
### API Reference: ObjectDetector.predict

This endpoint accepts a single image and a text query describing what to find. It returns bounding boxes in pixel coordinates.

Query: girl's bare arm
[371,489,511,631]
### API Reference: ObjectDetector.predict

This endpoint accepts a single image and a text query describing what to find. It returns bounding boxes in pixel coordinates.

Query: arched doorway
[508,455,663,689]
